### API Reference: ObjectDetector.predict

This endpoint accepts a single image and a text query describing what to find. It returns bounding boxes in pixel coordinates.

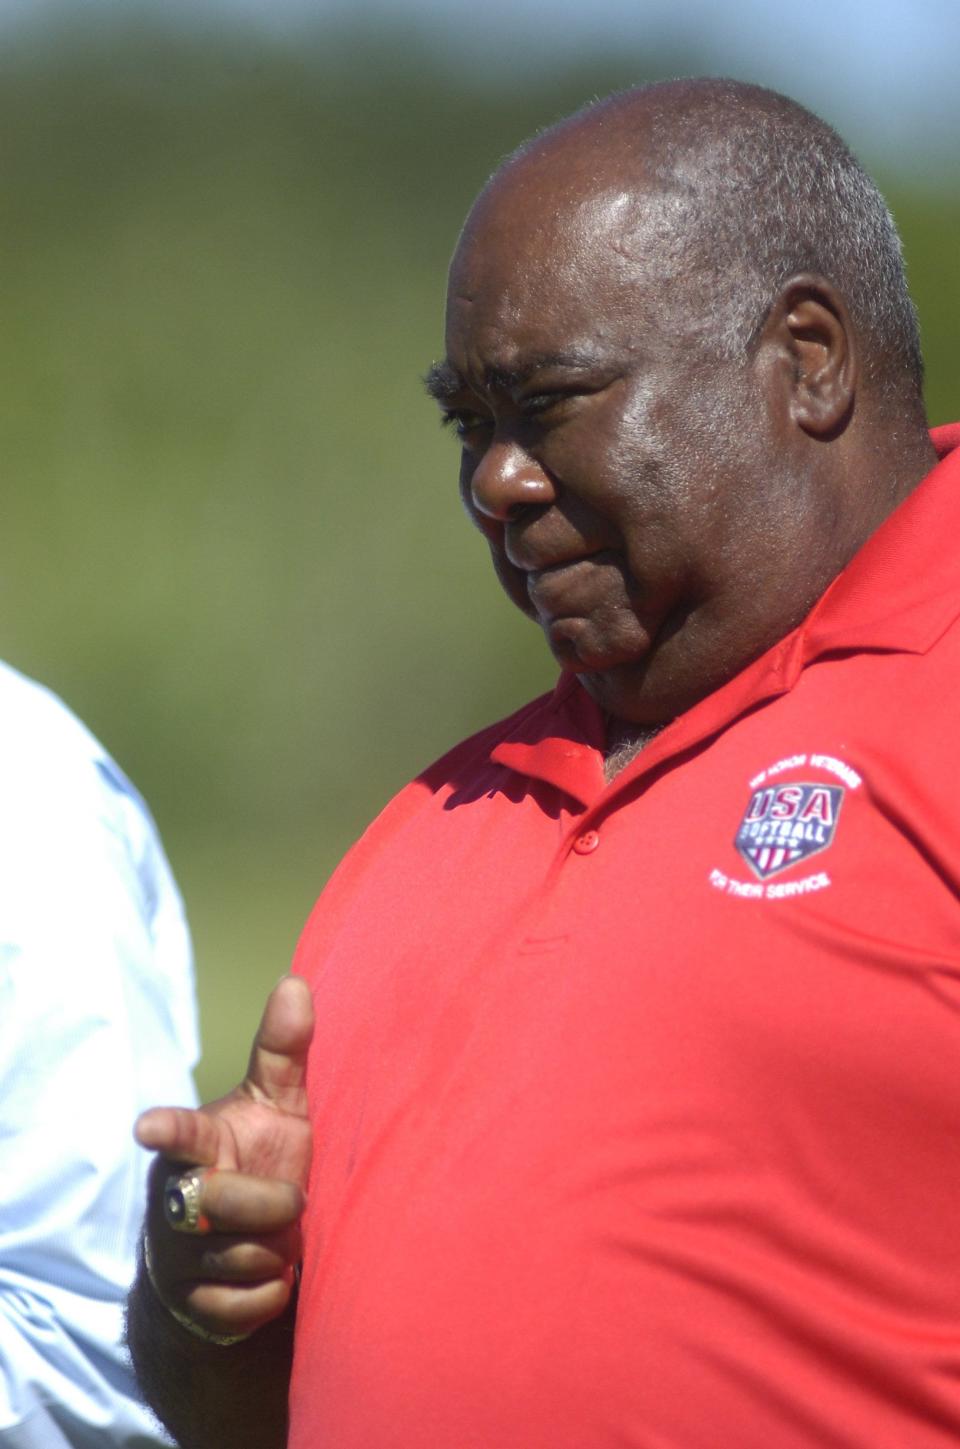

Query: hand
[134,975,314,1342]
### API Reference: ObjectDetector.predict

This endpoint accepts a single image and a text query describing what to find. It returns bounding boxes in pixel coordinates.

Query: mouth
[524,549,618,616]
[520,548,658,674]
[528,554,594,578]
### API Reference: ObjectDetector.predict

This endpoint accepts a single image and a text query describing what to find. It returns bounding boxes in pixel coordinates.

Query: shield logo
[734,781,844,881]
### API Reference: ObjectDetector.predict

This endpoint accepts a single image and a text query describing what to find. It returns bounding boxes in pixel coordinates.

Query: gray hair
[516,80,925,405]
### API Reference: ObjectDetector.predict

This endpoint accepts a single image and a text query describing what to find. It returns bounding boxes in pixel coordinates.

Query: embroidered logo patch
[734,782,844,880]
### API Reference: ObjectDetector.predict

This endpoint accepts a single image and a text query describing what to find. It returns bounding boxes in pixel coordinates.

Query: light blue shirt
[0,662,199,1447]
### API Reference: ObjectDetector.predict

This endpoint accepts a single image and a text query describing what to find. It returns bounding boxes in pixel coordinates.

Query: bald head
[463,79,923,411]
[434,80,935,726]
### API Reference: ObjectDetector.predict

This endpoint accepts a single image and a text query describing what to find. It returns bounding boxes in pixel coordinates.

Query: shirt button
[573,829,600,855]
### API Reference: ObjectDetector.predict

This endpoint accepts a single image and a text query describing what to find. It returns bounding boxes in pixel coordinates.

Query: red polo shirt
[290,426,960,1448]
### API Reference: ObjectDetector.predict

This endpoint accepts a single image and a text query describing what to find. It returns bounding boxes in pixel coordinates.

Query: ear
[765,275,857,439]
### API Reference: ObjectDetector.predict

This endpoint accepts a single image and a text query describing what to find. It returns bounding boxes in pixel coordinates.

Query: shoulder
[0,660,199,1074]
[0,658,102,761]
[0,660,170,922]
[0,656,148,807]
[0,659,126,804]
[415,687,561,792]
[293,687,561,973]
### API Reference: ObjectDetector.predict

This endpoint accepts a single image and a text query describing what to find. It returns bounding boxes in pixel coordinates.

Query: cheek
[458,462,489,536]
[459,463,536,619]
[489,544,536,618]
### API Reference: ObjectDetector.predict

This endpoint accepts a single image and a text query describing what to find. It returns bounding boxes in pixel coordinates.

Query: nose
[467,439,556,522]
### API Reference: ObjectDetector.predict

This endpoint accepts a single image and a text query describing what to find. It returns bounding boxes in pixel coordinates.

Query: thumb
[243,974,314,1114]
[134,1103,225,1166]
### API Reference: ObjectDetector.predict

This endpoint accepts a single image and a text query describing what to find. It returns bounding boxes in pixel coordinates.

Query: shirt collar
[800,423,960,661]
[491,426,960,808]
[491,676,607,807]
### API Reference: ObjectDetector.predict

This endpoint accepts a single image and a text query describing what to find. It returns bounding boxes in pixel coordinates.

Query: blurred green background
[1,6,957,1097]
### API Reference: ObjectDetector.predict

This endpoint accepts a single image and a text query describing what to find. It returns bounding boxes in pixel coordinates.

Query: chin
[574,658,685,728]
[545,617,650,677]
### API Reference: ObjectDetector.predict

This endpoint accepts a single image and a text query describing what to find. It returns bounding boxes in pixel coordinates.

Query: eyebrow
[423,359,463,404]
[423,348,607,404]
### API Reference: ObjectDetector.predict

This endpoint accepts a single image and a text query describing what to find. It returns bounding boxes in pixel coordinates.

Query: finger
[134,1106,225,1167]
[146,1226,300,1318]
[199,1169,304,1234]
[185,1274,295,1337]
[195,1231,298,1285]
[243,975,314,1113]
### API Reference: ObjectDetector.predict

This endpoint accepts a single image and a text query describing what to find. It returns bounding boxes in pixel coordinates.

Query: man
[128,79,960,1446]
[0,658,198,1446]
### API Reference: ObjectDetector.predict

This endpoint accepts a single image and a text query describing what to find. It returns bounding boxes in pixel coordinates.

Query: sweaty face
[432,174,804,726]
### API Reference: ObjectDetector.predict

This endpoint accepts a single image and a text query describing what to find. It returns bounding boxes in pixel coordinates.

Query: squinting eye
[440,410,491,443]
[520,392,575,420]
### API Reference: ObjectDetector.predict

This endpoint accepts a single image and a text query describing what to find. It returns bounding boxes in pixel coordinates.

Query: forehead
[445,176,655,376]
[445,161,703,382]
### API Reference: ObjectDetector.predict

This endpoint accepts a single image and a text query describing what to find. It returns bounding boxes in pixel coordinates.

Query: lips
[510,541,611,576]
[521,544,616,579]
[524,549,619,618]
[528,556,590,581]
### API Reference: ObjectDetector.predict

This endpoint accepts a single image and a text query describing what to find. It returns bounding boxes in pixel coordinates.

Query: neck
[852,405,938,518]
[603,718,667,782]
